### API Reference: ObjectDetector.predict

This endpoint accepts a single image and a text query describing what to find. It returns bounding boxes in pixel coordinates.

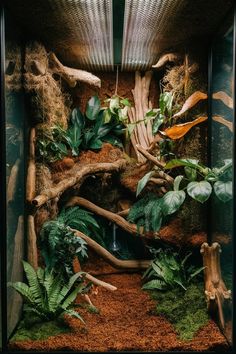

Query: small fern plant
[8,261,88,322]
[40,206,105,277]
[142,248,204,291]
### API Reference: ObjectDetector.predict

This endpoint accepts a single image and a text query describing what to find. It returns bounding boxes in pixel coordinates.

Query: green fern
[142,248,204,291]
[8,261,87,323]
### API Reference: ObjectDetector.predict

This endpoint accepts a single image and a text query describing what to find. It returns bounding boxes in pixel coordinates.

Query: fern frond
[22,261,43,306]
[63,309,84,323]
[9,282,35,304]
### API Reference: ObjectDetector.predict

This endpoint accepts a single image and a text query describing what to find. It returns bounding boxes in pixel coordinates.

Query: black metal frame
[0,2,235,354]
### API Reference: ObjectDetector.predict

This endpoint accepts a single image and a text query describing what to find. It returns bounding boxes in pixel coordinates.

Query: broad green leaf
[109,96,120,114]
[187,181,212,203]
[89,137,103,150]
[214,181,232,202]
[142,279,167,290]
[70,108,85,128]
[120,98,131,107]
[103,109,112,124]
[152,112,165,135]
[86,96,101,120]
[118,106,128,122]
[165,158,200,170]
[103,135,123,148]
[162,190,186,216]
[136,171,155,196]
[150,205,163,232]
[173,175,184,191]
[184,166,197,181]
[159,92,173,116]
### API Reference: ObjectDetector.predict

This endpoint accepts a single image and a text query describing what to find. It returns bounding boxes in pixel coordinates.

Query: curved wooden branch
[48,52,101,88]
[212,115,233,132]
[66,197,143,237]
[72,228,151,269]
[32,159,127,208]
[26,128,36,202]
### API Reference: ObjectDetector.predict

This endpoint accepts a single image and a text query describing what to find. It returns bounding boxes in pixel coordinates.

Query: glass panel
[5,13,26,338]
[210,25,234,343]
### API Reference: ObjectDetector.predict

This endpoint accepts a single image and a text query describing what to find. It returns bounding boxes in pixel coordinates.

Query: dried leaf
[173,91,207,118]
[162,116,207,140]
[212,91,233,109]
[212,115,233,132]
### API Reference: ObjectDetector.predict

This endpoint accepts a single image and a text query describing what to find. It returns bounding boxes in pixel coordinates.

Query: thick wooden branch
[72,228,151,270]
[48,52,101,88]
[26,128,36,202]
[32,159,127,208]
[200,242,231,330]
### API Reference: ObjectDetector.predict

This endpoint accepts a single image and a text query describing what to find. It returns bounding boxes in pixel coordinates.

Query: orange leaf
[173,91,208,118]
[162,116,208,140]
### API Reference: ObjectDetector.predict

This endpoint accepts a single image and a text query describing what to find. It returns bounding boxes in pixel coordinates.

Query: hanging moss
[10,319,70,342]
[150,282,209,341]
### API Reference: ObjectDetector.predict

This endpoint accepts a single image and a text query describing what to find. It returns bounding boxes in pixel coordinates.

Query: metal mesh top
[6,0,233,71]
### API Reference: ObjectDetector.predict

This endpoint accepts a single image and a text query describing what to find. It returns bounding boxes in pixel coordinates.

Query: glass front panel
[210,25,234,343]
[5,13,26,338]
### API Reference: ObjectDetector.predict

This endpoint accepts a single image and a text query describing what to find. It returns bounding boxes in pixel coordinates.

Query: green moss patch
[10,320,70,342]
[151,282,209,341]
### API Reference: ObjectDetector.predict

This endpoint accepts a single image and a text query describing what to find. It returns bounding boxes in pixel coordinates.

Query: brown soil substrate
[10,268,229,352]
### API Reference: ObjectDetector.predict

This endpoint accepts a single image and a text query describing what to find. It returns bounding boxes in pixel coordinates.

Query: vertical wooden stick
[27,214,38,269]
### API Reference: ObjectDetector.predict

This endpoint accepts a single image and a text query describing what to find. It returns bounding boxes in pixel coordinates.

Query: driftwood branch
[27,215,38,270]
[26,128,36,202]
[72,228,150,270]
[32,159,127,208]
[48,52,101,88]
[200,242,231,330]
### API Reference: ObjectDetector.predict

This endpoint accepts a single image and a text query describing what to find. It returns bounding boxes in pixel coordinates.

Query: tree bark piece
[128,71,155,161]
[72,228,151,270]
[26,128,36,202]
[27,215,38,270]
[32,159,127,207]
[152,53,181,69]
[200,242,231,330]
[48,52,101,88]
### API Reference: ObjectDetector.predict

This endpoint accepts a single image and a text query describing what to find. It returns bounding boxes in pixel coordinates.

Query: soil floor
[10,260,230,352]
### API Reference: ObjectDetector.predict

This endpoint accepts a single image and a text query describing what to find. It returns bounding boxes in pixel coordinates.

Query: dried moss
[151,282,209,341]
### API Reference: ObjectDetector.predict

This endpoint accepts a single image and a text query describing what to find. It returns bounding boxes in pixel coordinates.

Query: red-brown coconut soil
[10,261,229,352]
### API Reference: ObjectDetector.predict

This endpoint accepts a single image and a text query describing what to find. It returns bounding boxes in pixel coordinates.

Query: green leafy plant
[152,92,175,135]
[8,261,88,322]
[165,158,233,203]
[40,206,106,277]
[142,248,204,291]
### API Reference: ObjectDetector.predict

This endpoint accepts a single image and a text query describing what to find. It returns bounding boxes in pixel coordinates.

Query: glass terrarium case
[0,0,235,352]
